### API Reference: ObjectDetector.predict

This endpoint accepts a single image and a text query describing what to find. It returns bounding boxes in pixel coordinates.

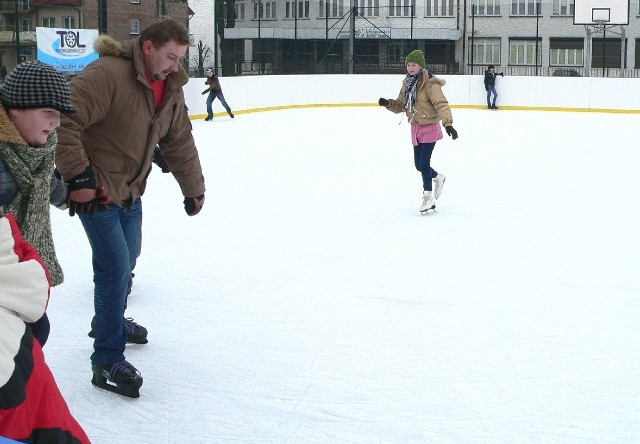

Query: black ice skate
[92,360,143,398]
[88,317,148,344]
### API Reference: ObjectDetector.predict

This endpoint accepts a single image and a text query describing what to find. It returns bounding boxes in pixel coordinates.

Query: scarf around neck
[403,67,427,113]
[0,120,63,286]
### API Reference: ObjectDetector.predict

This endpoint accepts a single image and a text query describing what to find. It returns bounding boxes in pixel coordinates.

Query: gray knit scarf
[0,131,64,286]
[403,67,427,113]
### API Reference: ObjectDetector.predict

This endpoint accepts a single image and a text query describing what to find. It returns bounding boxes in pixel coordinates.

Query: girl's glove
[378,98,390,107]
[445,126,458,140]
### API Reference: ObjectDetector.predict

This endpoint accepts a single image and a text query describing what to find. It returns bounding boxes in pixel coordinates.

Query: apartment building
[218,0,638,76]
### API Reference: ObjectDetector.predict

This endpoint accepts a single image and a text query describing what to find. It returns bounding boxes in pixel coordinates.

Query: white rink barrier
[184,74,640,117]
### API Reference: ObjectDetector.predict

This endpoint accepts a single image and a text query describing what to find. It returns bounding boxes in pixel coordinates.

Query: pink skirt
[411,122,443,146]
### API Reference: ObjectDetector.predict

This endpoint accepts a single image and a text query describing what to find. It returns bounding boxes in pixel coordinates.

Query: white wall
[184,74,640,116]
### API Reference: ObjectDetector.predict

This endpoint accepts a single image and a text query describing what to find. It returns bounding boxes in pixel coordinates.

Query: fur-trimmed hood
[0,105,27,146]
[94,34,126,57]
[423,72,446,88]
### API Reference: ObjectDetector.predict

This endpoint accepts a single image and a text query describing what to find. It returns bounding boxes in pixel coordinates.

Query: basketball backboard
[573,0,630,25]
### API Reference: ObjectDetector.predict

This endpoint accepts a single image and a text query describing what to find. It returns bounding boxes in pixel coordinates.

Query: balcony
[0,25,36,44]
[0,1,30,13]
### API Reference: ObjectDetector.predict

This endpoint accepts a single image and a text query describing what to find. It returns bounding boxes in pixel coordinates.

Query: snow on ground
[45,107,640,443]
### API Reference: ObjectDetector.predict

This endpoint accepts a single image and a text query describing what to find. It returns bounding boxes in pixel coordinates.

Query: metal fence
[211,60,640,78]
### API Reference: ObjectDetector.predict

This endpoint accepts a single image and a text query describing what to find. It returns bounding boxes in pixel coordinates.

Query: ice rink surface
[46,107,640,443]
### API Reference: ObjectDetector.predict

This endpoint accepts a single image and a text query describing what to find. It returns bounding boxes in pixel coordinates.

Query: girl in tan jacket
[379,50,458,214]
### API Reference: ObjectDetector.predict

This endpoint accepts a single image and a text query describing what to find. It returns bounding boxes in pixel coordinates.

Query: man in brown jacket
[56,19,206,398]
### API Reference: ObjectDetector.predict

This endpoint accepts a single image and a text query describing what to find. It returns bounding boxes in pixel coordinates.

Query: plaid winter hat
[0,61,74,113]
[405,50,426,67]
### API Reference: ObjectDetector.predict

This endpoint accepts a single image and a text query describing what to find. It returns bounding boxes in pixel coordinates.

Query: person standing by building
[56,19,206,398]
[202,67,234,120]
[484,65,504,109]
[378,49,458,214]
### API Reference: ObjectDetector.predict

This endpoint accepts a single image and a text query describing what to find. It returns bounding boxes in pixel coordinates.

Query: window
[389,0,415,17]
[358,0,380,17]
[552,0,574,16]
[319,0,345,17]
[550,38,583,65]
[235,0,245,20]
[42,17,55,28]
[469,37,501,65]
[509,38,542,65]
[592,38,624,68]
[286,0,309,18]
[21,19,32,32]
[254,0,277,19]
[130,19,141,35]
[63,16,75,29]
[387,42,413,63]
[426,0,454,16]
[471,0,501,16]
[511,0,541,16]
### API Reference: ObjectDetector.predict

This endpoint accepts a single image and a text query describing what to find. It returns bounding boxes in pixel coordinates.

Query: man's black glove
[499,72,505,77]
[67,166,112,216]
[67,166,98,216]
[445,126,458,140]
[378,98,390,107]
[184,194,205,216]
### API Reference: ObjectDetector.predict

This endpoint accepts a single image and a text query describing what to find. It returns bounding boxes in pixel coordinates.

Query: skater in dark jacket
[378,49,458,214]
[484,65,504,109]
[202,68,234,120]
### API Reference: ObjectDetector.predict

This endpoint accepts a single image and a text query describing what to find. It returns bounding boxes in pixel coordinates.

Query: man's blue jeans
[206,92,232,119]
[79,198,142,365]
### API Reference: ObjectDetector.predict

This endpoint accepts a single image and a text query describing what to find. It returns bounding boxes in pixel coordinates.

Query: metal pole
[602,25,605,77]
[15,0,20,65]
[470,5,475,75]
[349,0,356,74]
[535,2,539,76]
[258,0,262,74]
[214,1,218,74]
[620,25,625,72]
[411,3,414,41]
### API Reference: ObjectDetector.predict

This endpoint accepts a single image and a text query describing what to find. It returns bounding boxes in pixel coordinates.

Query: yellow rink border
[191,102,640,120]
